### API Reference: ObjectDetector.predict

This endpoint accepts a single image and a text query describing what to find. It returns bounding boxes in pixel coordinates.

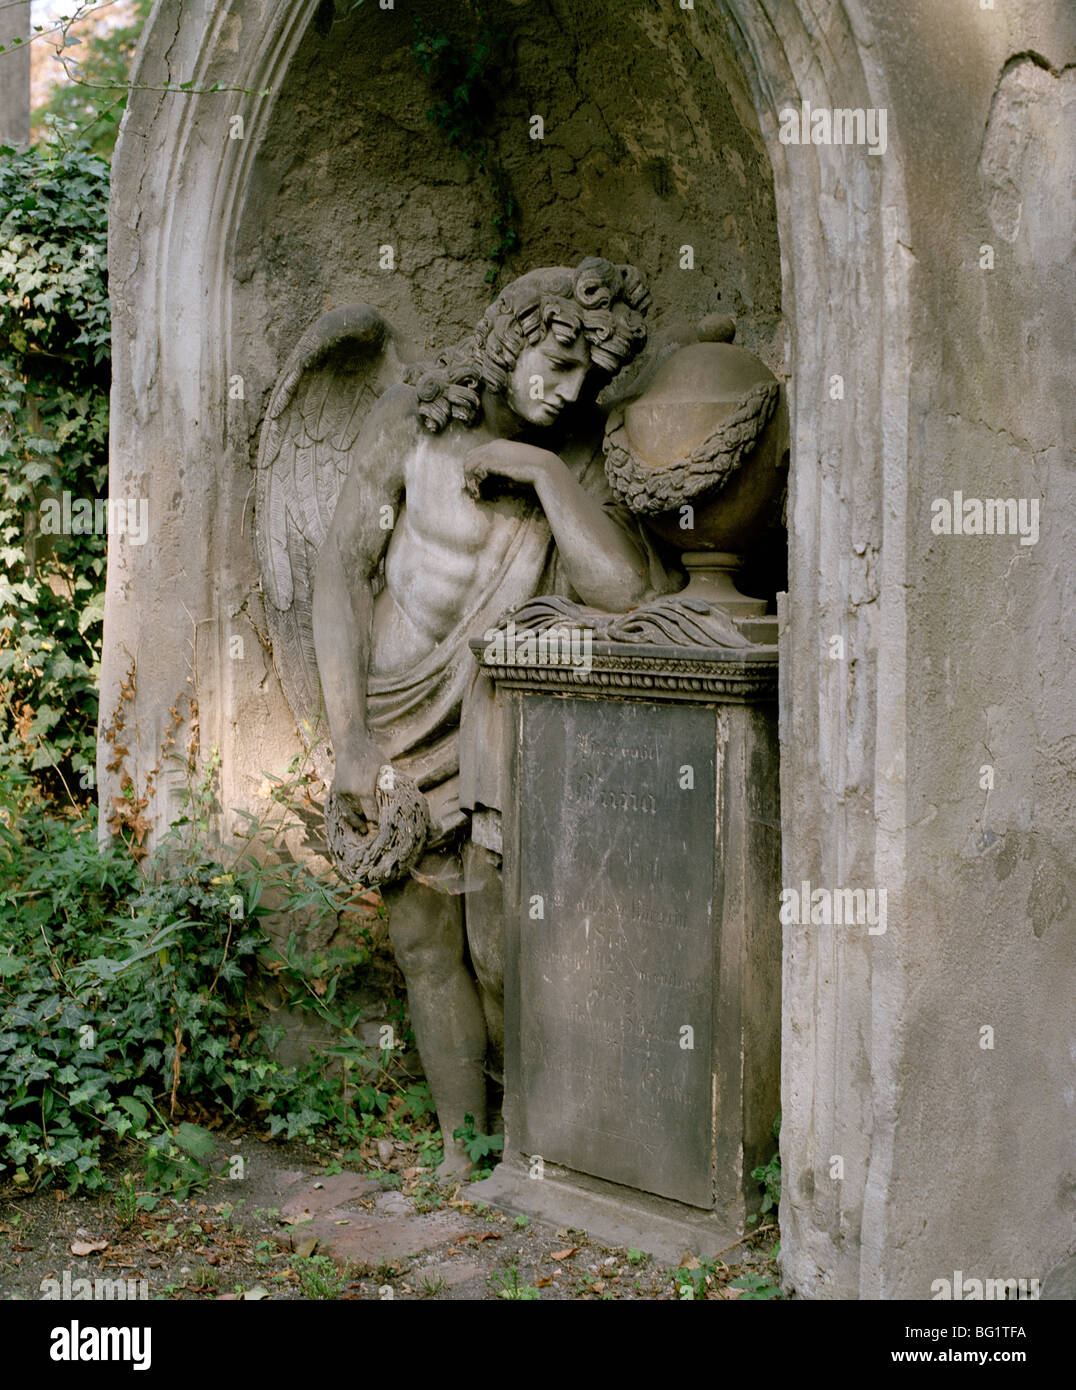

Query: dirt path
[0,1130,781,1301]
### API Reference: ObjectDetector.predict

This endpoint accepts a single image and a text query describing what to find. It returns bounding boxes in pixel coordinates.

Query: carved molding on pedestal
[471,594,777,703]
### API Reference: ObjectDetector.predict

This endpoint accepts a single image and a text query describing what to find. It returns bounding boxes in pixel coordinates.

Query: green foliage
[411,16,507,163]
[673,1257,720,1300]
[297,1253,347,1300]
[729,1270,783,1300]
[411,1174,453,1214]
[489,1263,540,1300]
[0,754,417,1196]
[626,1246,649,1266]
[672,1254,782,1301]
[113,1170,138,1225]
[748,1111,781,1222]
[452,1113,504,1168]
[0,141,110,796]
[409,14,520,285]
[31,1,153,158]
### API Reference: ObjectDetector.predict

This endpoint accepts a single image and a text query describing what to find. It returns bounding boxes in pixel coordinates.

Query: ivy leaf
[174,1122,215,1161]
[117,1096,148,1129]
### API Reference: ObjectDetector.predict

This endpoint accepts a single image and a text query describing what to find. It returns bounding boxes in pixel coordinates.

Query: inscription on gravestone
[517,693,718,1208]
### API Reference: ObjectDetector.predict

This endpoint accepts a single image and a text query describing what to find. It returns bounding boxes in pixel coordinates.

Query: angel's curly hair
[404,257,651,433]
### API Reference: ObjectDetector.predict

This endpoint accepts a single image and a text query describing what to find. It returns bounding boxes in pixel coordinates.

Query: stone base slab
[470,1158,750,1266]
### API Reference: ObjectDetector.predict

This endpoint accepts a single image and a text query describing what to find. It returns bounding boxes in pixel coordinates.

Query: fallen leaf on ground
[550,1247,579,1261]
[70,1240,108,1256]
[535,1277,554,1287]
[294,1237,318,1258]
[454,1231,502,1244]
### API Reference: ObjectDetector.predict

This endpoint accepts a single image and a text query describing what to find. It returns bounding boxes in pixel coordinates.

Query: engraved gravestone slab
[516,693,717,1208]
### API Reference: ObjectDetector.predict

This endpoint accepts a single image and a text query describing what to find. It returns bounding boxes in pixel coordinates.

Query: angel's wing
[255,304,407,777]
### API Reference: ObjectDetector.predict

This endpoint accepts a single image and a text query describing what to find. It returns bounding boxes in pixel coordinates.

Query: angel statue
[256,258,680,1172]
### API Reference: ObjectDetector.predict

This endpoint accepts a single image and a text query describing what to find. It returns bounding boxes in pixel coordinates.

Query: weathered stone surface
[280,1172,381,1226]
[476,641,782,1253]
[515,694,718,1207]
[0,2,29,148]
[276,1172,470,1266]
[102,0,1076,1299]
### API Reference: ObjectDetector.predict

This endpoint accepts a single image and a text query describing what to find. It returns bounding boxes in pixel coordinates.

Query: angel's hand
[332,749,382,825]
[464,440,562,499]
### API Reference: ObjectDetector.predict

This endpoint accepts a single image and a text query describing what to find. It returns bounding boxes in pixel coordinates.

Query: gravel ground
[0,1129,782,1302]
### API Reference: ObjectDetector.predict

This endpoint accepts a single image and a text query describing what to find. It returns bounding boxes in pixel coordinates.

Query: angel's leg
[381,852,488,1176]
[460,838,505,1127]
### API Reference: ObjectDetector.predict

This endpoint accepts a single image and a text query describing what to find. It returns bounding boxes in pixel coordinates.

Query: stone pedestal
[470,629,780,1260]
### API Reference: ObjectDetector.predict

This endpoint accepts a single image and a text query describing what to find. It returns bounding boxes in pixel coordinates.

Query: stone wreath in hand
[324,766,430,888]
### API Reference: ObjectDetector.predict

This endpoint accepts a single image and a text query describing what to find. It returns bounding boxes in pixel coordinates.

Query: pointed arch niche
[104,0,918,1298]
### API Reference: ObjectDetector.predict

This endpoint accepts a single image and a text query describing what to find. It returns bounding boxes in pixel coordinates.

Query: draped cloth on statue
[362,448,672,845]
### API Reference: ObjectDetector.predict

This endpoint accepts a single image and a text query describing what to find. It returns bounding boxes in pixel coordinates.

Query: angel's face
[504,331,591,428]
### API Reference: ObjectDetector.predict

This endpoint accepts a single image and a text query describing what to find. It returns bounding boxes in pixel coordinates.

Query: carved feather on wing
[254,304,406,778]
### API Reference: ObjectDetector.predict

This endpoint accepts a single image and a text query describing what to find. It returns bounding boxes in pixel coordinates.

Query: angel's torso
[369,419,543,678]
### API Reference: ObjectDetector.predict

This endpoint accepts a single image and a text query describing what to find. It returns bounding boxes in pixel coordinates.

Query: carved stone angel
[256,258,677,1170]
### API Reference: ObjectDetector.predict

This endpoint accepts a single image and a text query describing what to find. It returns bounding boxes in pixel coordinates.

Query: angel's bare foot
[436,1142,475,1182]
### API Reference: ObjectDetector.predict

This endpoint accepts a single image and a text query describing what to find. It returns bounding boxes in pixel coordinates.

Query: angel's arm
[312,386,411,801]
[466,439,651,610]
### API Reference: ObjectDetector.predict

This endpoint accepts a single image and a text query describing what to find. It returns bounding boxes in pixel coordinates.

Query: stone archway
[101,0,908,1301]
[103,0,1074,1299]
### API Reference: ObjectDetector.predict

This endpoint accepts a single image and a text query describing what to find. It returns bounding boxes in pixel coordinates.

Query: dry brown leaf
[550,1246,579,1261]
[70,1239,108,1256]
